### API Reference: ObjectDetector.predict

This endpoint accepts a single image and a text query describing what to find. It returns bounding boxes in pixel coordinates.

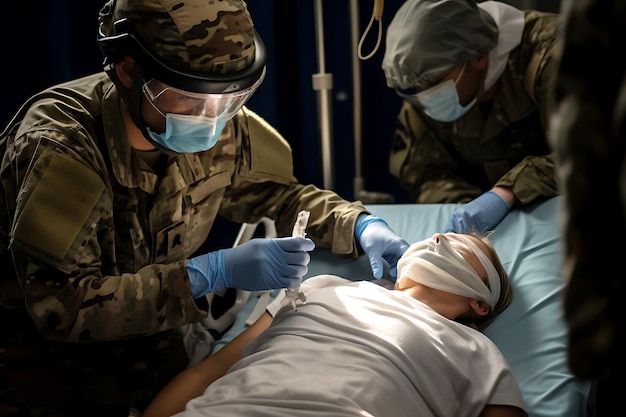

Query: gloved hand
[444,191,511,234]
[355,214,410,280]
[186,237,315,298]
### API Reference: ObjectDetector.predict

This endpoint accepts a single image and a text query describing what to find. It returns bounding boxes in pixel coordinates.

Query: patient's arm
[141,312,274,417]
[480,404,528,417]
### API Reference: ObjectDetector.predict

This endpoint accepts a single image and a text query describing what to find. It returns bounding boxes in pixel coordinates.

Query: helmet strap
[120,63,180,156]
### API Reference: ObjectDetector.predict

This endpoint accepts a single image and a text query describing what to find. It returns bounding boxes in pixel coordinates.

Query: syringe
[286,210,310,310]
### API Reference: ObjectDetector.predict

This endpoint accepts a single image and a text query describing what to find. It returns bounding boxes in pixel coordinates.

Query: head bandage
[397,234,501,307]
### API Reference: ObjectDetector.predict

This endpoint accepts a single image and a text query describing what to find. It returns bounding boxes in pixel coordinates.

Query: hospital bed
[198,196,591,417]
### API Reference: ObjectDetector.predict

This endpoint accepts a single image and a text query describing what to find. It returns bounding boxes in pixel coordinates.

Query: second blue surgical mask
[404,64,477,123]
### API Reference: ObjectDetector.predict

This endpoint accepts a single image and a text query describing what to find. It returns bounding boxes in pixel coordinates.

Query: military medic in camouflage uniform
[551,0,625,415]
[382,0,560,234]
[0,0,409,415]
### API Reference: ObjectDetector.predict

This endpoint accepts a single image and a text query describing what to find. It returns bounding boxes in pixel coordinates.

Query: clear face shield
[141,67,266,153]
[143,66,266,120]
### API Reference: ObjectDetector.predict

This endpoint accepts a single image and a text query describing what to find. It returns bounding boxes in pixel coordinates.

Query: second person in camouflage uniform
[382,0,561,234]
[0,0,409,415]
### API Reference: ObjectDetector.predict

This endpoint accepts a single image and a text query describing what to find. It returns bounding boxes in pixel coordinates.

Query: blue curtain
[2,1,103,127]
[246,0,409,201]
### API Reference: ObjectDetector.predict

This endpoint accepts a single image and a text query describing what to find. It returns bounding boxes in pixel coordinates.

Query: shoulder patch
[12,152,105,264]
[245,109,296,182]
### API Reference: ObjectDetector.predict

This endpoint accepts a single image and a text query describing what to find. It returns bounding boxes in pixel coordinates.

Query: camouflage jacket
[553,0,626,403]
[389,10,561,204]
[0,72,367,412]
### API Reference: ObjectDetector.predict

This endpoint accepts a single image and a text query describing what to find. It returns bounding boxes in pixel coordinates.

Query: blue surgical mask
[147,114,227,153]
[402,64,477,123]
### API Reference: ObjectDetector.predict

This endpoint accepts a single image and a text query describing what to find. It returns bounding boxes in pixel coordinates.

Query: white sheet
[183,276,524,417]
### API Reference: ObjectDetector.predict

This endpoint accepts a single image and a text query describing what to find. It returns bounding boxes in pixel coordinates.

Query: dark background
[1,0,561,204]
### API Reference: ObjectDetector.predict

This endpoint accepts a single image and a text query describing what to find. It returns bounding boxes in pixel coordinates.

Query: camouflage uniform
[0,1,368,415]
[551,0,626,415]
[389,10,561,204]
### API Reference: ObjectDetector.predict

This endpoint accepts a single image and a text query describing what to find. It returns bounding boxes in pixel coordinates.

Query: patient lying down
[143,233,528,417]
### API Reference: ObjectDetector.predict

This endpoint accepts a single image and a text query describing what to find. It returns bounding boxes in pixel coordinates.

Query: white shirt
[178,275,526,417]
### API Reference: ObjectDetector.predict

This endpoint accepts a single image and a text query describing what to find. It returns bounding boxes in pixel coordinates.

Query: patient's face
[394,233,493,291]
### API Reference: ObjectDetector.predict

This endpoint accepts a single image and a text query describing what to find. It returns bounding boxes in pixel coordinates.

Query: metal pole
[349,0,395,203]
[312,0,335,190]
[349,0,364,198]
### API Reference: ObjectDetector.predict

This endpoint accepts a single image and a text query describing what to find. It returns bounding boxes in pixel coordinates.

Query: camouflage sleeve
[220,107,369,257]
[523,10,562,130]
[490,12,561,205]
[494,152,558,205]
[2,132,206,342]
[389,101,483,203]
[552,0,626,385]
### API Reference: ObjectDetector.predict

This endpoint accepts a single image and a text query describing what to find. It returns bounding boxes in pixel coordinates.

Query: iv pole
[312,0,335,190]
[350,0,395,203]
[349,0,365,200]
[311,0,393,201]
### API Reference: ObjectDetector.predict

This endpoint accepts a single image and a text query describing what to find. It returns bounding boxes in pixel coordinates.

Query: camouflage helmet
[97,0,266,94]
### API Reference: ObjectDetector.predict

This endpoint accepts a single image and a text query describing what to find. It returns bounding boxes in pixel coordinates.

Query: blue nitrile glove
[444,191,511,234]
[186,237,316,298]
[355,214,410,280]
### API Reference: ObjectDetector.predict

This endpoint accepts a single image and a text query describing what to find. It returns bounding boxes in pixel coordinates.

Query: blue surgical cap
[382,0,498,90]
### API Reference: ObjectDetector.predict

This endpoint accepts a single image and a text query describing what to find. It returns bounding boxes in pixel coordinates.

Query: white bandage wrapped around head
[397,234,501,307]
